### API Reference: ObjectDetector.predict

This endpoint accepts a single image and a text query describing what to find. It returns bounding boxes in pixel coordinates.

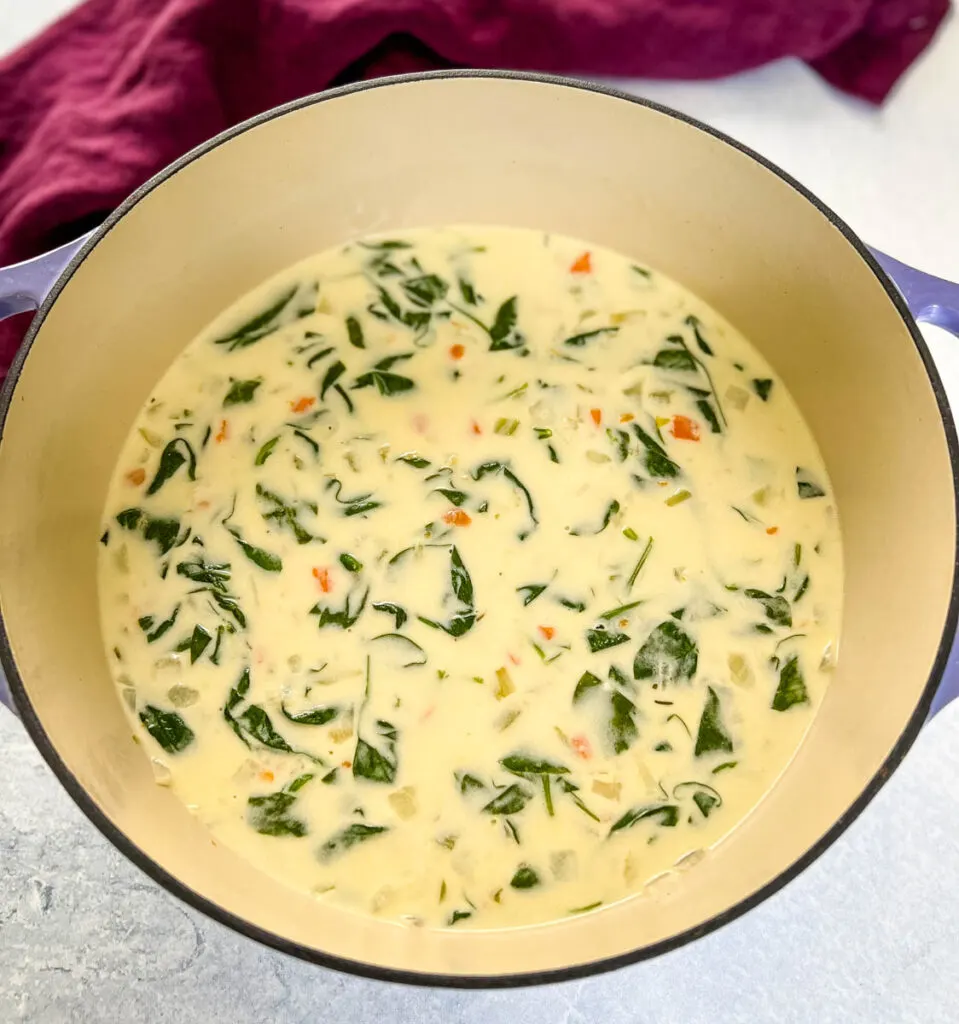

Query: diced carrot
[260,770,274,783]
[571,734,592,760]
[538,625,556,640]
[570,252,592,274]
[443,509,472,527]
[450,343,465,360]
[619,413,635,423]
[471,419,482,435]
[125,468,146,486]
[508,652,521,666]
[590,408,602,426]
[670,415,700,441]
[766,526,779,536]
[341,761,352,769]
[215,419,228,443]
[290,396,315,413]
[312,567,332,593]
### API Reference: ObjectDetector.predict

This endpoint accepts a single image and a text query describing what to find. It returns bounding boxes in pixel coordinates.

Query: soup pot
[0,71,958,987]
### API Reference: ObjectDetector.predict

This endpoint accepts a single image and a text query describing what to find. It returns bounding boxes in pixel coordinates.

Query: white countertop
[2,5,958,1022]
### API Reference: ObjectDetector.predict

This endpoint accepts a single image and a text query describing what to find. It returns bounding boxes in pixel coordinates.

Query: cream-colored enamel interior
[0,77,953,977]
[97,225,843,930]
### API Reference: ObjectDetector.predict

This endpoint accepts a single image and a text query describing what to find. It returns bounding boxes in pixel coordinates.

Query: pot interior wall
[0,75,953,979]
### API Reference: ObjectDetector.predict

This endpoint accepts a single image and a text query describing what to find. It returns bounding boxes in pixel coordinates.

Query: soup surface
[98,226,842,928]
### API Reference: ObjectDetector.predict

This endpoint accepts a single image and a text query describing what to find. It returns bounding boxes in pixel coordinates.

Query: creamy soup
[98,226,842,929]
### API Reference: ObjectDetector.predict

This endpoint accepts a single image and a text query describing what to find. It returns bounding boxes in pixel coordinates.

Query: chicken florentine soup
[98,226,842,929]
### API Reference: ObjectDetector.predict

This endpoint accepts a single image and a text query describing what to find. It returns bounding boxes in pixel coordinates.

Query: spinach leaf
[796,467,826,499]
[573,670,602,703]
[606,428,630,462]
[147,438,197,495]
[326,477,382,517]
[633,621,698,683]
[772,654,808,711]
[447,909,472,926]
[320,360,346,400]
[372,601,408,630]
[397,453,431,469]
[500,755,569,776]
[563,326,619,347]
[256,484,318,544]
[345,316,365,349]
[559,778,600,821]
[744,588,792,628]
[609,803,679,835]
[230,530,282,572]
[586,626,630,653]
[482,784,532,816]
[281,703,339,726]
[433,488,469,507]
[310,585,369,629]
[176,555,231,591]
[188,624,212,663]
[235,705,296,753]
[471,461,537,537]
[353,354,416,396]
[418,545,476,638]
[458,277,478,305]
[673,781,723,819]
[402,274,448,307]
[517,583,547,606]
[489,296,522,351]
[695,396,722,434]
[255,436,280,465]
[353,719,397,783]
[339,553,363,573]
[694,686,734,757]
[223,378,262,406]
[142,516,183,555]
[318,822,388,861]
[138,604,180,643]
[139,705,194,754]
[752,378,773,401]
[510,865,540,889]
[609,690,638,754]
[632,423,680,479]
[247,791,308,837]
[570,499,620,537]
[653,347,697,372]
[684,315,714,356]
[214,283,315,350]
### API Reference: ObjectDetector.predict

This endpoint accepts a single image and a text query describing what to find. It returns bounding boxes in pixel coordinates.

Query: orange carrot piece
[450,343,465,360]
[766,526,779,536]
[538,625,556,640]
[470,419,482,435]
[215,419,229,443]
[260,770,274,783]
[312,567,332,593]
[570,252,592,274]
[125,468,146,486]
[590,408,602,426]
[571,734,592,759]
[508,652,521,666]
[619,413,635,423]
[443,509,472,527]
[670,415,701,441]
[290,396,315,413]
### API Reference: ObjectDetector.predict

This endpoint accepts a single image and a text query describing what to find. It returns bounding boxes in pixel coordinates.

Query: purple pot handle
[871,249,959,718]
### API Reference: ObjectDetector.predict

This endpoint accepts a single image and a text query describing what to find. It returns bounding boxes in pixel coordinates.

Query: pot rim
[0,68,956,989]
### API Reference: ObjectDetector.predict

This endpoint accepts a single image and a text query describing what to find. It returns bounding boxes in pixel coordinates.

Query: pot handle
[871,249,959,718]
[0,234,91,321]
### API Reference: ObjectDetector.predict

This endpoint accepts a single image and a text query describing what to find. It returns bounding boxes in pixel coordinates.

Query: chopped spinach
[214,283,316,350]
[256,484,318,544]
[563,326,619,347]
[517,583,547,606]
[500,755,569,776]
[326,477,382,517]
[510,865,540,889]
[345,316,365,349]
[223,378,262,406]
[609,803,679,835]
[247,789,308,837]
[796,467,826,499]
[230,530,282,572]
[471,461,537,538]
[281,703,339,726]
[694,686,734,757]
[139,705,194,754]
[633,621,698,683]
[752,378,773,401]
[318,822,388,861]
[482,784,532,816]
[417,545,476,638]
[255,436,280,465]
[632,423,680,479]
[353,719,398,784]
[138,604,180,643]
[586,626,630,653]
[146,438,197,496]
[371,601,408,629]
[772,654,808,711]
[744,588,792,628]
[609,690,639,754]
[310,585,369,629]
[573,670,603,703]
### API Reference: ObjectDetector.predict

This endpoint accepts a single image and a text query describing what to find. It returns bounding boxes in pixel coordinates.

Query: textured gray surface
[2,704,959,1023]
[3,4,959,1022]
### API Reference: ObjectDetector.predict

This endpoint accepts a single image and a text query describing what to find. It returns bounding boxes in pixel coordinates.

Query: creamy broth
[98,227,842,928]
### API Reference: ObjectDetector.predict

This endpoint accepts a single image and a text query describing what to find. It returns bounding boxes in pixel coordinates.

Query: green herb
[326,477,382,517]
[281,703,339,726]
[305,345,334,369]
[417,545,476,638]
[598,599,644,620]
[793,575,810,603]
[223,378,262,406]
[510,865,540,889]
[345,316,365,349]
[447,909,472,926]
[489,296,521,350]
[517,583,547,606]
[653,346,697,372]
[471,461,538,538]
[571,499,620,537]
[235,706,296,753]
[586,626,630,653]
[358,239,412,250]
[563,326,619,347]
[796,468,826,499]
[482,784,532,816]
[457,772,486,794]
[397,453,430,469]
[339,553,363,573]
[558,597,587,613]
[634,621,698,683]
[609,691,638,754]
[353,719,398,783]
[632,423,680,479]
[403,273,449,307]
[713,761,737,774]
[607,428,630,462]
[609,803,679,835]
[744,588,792,628]
[138,604,180,643]
[247,789,308,837]
[320,360,346,400]
[292,429,319,456]
[674,781,723,819]
[371,632,427,667]
[188,624,212,663]
[752,378,773,401]
[372,601,407,629]
[310,585,369,629]
[569,901,603,914]
[665,489,692,507]
[500,755,569,776]
[684,315,714,356]
[772,654,808,711]
[214,283,315,350]
[318,822,388,861]
[573,670,603,703]
[653,334,726,429]
[694,686,734,756]
[139,705,194,753]
[256,484,318,544]
[146,438,197,496]
[458,277,478,305]
[434,488,469,506]
[176,555,230,590]
[353,354,416,396]
[230,530,282,572]
[255,436,280,465]
[627,536,654,590]
[559,778,601,821]
[693,394,722,434]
